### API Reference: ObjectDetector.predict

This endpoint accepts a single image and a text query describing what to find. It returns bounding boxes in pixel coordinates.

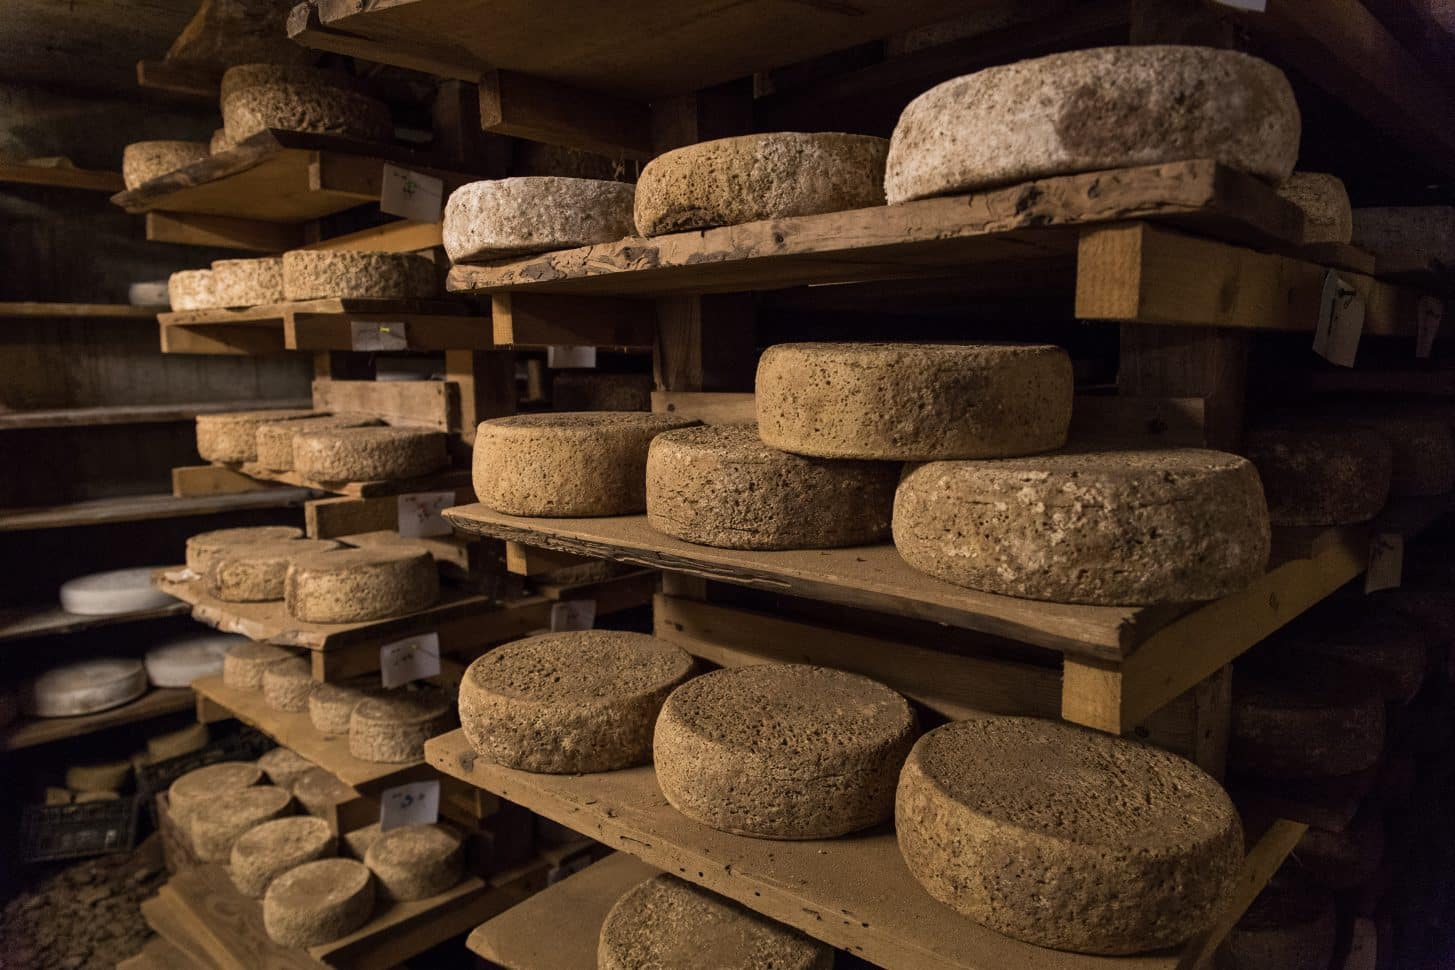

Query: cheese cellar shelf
[0,399,312,432]
[0,489,316,532]
[158,298,488,356]
[3,688,194,751]
[0,302,158,320]
[0,601,191,644]
[0,161,125,193]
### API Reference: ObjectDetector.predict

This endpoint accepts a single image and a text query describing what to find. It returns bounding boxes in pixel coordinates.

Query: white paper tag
[162,568,196,584]
[1313,271,1364,367]
[547,346,597,369]
[550,600,596,632]
[350,320,408,352]
[380,632,441,688]
[1365,533,1404,593]
[379,164,444,223]
[379,779,440,831]
[1417,296,1443,358]
[397,491,455,538]
[1210,0,1266,10]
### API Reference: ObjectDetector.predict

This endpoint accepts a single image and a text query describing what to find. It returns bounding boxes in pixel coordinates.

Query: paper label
[350,320,409,352]
[1313,271,1364,367]
[547,346,597,369]
[379,164,444,222]
[379,779,440,831]
[380,631,441,688]
[550,600,596,632]
[1210,0,1266,9]
[397,491,455,538]
[1417,295,1443,358]
[1365,533,1404,593]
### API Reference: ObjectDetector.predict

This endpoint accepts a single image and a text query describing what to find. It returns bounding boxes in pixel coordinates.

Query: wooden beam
[504,542,596,577]
[650,391,756,424]
[302,220,442,253]
[311,378,460,431]
[478,69,652,160]
[308,152,387,201]
[146,211,305,253]
[159,323,287,355]
[306,495,399,539]
[285,1,483,82]
[491,293,655,349]
[174,463,270,498]
[286,311,494,352]
[135,58,221,101]
[1118,327,1247,451]
[445,350,516,446]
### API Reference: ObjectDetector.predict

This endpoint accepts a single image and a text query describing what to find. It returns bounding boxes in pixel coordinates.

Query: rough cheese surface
[262,657,314,713]
[309,680,379,735]
[209,257,284,307]
[167,762,263,830]
[443,177,636,261]
[1231,674,1385,778]
[189,785,294,862]
[284,547,440,623]
[195,408,317,464]
[1227,887,1337,970]
[257,746,317,791]
[229,815,335,898]
[1352,206,1455,274]
[291,426,447,483]
[349,686,454,763]
[1276,172,1354,245]
[223,642,297,691]
[122,140,208,190]
[1353,415,1455,497]
[363,823,464,901]
[255,414,381,471]
[206,538,340,602]
[281,249,436,301]
[186,525,302,573]
[222,82,391,144]
[1242,425,1392,525]
[263,858,375,947]
[168,269,219,311]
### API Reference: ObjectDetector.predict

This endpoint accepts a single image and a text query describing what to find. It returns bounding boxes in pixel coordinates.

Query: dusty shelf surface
[3,688,193,751]
[0,488,315,532]
[0,601,191,643]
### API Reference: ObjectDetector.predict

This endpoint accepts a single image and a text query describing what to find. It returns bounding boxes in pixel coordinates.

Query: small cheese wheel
[1353,416,1455,496]
[255,414,382,471]
[281,249,435,301]
[168,762,263,828]
[257,746,317,790]
[144,633,243,686]
[896,717,1242,954]
[342,823,384,860]
[1352,206,1455,275]
[1228,887,1337,970]
[1242,425,1392,525]
[219,63,354,101]
[646,424,899,549]
[263,858,376,947]
[195,408,318,464]
[59,568,176,616]
[884,46,1299,204]
[1276,173,1354,245]
[222,82,392,145]
[65,759,132,793]
[551,372,652,412]
[223,642,297,691]
[309,680,378,735]
[190,785,294,862]
[262,657,313,713]
[474,412,699,516]
[599,874,833,970]
[168,269,219,311]
[294,767,356,818]
[1231,674,1385,778]
[210,257,284,307]
[894,448,1271,605]
[230,816,336,898]
[634,132,888,236]
[284,548,440,623]
[364,823,464,900]
[147,722,209,762]
[655,664,916,839]
[443,177,636,261]
[291,426,447,483]
[459,631,694,772]
[348,686,454,763]
[186,525,303,573]
[206,538,340,602]
[1297,812,1385,890]
[756,342,1073,460]
[26,658,147,717]
[121,140,208,190]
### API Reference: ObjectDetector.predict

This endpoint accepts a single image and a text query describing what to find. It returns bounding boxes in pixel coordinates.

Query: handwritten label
[350,320,409,352]
[379,164,444,223]
[1417,295,1443,359]
[1365,533,1403,594]
[398,491,455,538]
[380,632,441,688]
[550,600,596,632]
[547,346,596,369]
[1210,0,1266,9]
[379,779,440,831]
[1313,270,1364,367]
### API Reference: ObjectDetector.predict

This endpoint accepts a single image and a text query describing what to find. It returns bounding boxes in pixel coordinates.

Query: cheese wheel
[45,787,71,806]
[1227,887,1337,970]
[147,722,209,762]
[599,874,833,970]
[1297,812,1385,890]
[342,822,384,860]
[551,372,652,412]
[257,746,317,791]
[756,342,1073,460]
[230,815,336,898]
[219,64,354,101]
[263,858,376,947]
[884,46,1299,204]
[655,664,916,839]
[1353,416,1455,496]
[255,414,382,471]
[65,759,132,793]
[1276,173,1354,245]
[291,426,447,483]
[167,762,263,828]
[1231,674,1385,778]
[222,82,391,145]
[195,408,318,464]
[1242,425,1392,526]
[894,448,1271,605]
[364,823,464,900]
[121,140,208,190]
[209,257,284,308]
[459,631,694,773]
[207,538,340,602]
[144,633,243,686]
[293,767,356,818]
[474,412,699,516]
[26,658,147,717]
[59,568,176,616]
[168,269,219,311]
[209,127,233,154]
[223,642,297,691]
[186,525,303,573]
[281,249,435,301]
[1352,206,1455,275]
[1274,608,1429,703]
[190,785,294,862]
[262,657,313,713]
[309,680,379,735]
[896,716,1242,954]
[646,424,899,549]
[348,686,454,763]
[284,548,439,623]
[443,177,636,261]
[634,133,887,236]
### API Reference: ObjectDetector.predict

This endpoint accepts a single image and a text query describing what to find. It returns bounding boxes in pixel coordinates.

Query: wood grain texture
[2,688,193,751]
[0,488,314,531]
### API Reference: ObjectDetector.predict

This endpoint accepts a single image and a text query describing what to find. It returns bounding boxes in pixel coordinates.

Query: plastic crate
[19,795,140,864]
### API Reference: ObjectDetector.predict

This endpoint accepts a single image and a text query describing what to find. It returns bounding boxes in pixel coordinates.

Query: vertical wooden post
[1118,325,1250,451]
[446,349,516,445]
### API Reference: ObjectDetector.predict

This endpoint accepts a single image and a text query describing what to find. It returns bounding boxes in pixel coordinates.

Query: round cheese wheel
[1274,608,1429,703]
[1227,886,1337,970]
[309,680,379,736]
[1353,416,1455,496]
[364,823,464,901]
[291,426,447,483]
[655,664,916,839]
[894,448,1271,605]
[474,412,699,516]
[756,342,1073,460]
[342,822,384,861]
[144,633,243,686]
[1352,206,1455,275]
[210,257,284,308]
[263,858,376,947]
[122,140,208,190]
[59,568,176,616]
[65,759,132,793]
[26,658,147,717]
[459,631,694,772]
[634,132,888,236]
[281,250,435,302]
[262,657,313,713]
[884,46,1299,204]
[646,424,899,549]
[207,538,340,602]
[348,686,454,763]
[599,874,833,970]
[258,746,317,791]
[230,815,336,898]
[551,372,651,412]
[222,82,391,145]
[195,409,318,464]
[284,547,439,623]
[147,722,209,762]
[897,716,1242,954]
[219,64,354,101]
[186,526,303,573]
[443,177,636,261]
[168,269,219,311]
[168,762,263,828]
[1242,425,1392,526]
[223,642,297,691]
[294,767,356,817]
[190,785,294,862]
[1231,673,1385,778]
[255,414,382,471]
[1276,173,1354,245]
[1296,812,1385,890]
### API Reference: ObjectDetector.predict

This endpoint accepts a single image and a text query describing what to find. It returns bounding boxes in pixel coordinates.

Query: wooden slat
[479,69,652,159]
[234,463,472,500]
[0,302,155,319]
[287,311,493,351]
[135,58,221,101]
[0,489,312,531]
[302,220,443,253]
[312,378,460,431]
[0,601,190,643]
[649,390,755,424]
[145,211,305,253]
[160,322,288,355]
[3,688,193,750]
[490,293,655,349]
[0,398,310,431]
[504,542,595,577]
[0,161,125,192]
[172,465,272,497]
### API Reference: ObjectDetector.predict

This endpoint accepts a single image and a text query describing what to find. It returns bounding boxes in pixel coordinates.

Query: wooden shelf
[158,298,488,356]
[0,302,157,320]
[0,162,125,193]
[0,488,315,532]
[0,398,312,431]
[0,601,191,644]
[2,688,193,751]
[427,728,1305,970]
[231,464,473,500]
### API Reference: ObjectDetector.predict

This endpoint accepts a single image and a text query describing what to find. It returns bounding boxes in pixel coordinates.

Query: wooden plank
[0,398,311,431]
[306,495,399,539]
[286,2,482,82]
[145,211,305,253]
[287,311,494,352]
[478,69,652,159]
[650,391,755,424]
[0,489,313,531]
[504,542,595,577]
[0,302,155,319]
[234,463,472,500]
[0,601,190,643]
[302,220,443,253]
[312,378,459,431]
[490,293,655,349]
[160,322,287,355]
[537,569,657,617]
[445,349,515,446]
[135,58,220,101]
[0,161,124,193]
[172,465,272,498]
[2,688,193,751]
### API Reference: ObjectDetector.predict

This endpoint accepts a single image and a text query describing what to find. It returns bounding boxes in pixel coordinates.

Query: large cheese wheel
[646,424,899,549]
[349,686,454,763]
[26,658,147,717]
[634,133,888,236]
[168,269,219,311]
[257,746,317,791]
[206,538,339,602]
[223,642,297,691]
[1353,416,1455,496]
[263,858,376,947]
[255,414,382,471]
[222,82,391,144]
[756,342,1072,460]
[210,257,284,308]
[474,412,699,516]
[167,762,263,828]
[443,177,636,261]
[121,140,208,190]
[884,46,1299,204]
[459,631,694,773]
[190,785,294,862]
[195,408,318,464]
[281,250,435,301]
[1297,812,1385,889]
[291,426,447,483]
[219,64,354,101]
[59,568,176,616]
[1242,425,1392,525]
[293,767,356,818]
[894,448,1271,605]
[262,657,314,713]
[896,716,1242,954]
[309,680,378,735]
[1276,173,1354,245]
[144,633,243,686]
[1227,887,1337,970]
[364,823,464,901]
[186,525,303,573]
[230,815,336,898]
[284,547,439,623]
[655,664,916,839]
[599,874,833,970]
[1231,674,1385,778]
[1351,206,1455,275]
[210,127,233,154]
[342,822,384,860]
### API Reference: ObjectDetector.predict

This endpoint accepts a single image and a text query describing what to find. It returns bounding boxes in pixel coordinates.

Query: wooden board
[234,464,472,500]
[0,601,190,643]
[0,161,124,192]
[0,302,156,319]
[426,729,1300,970]
[158,299,489,356]
[0,399,312,431]
[0,489,315,532]
[2,688,193,751]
